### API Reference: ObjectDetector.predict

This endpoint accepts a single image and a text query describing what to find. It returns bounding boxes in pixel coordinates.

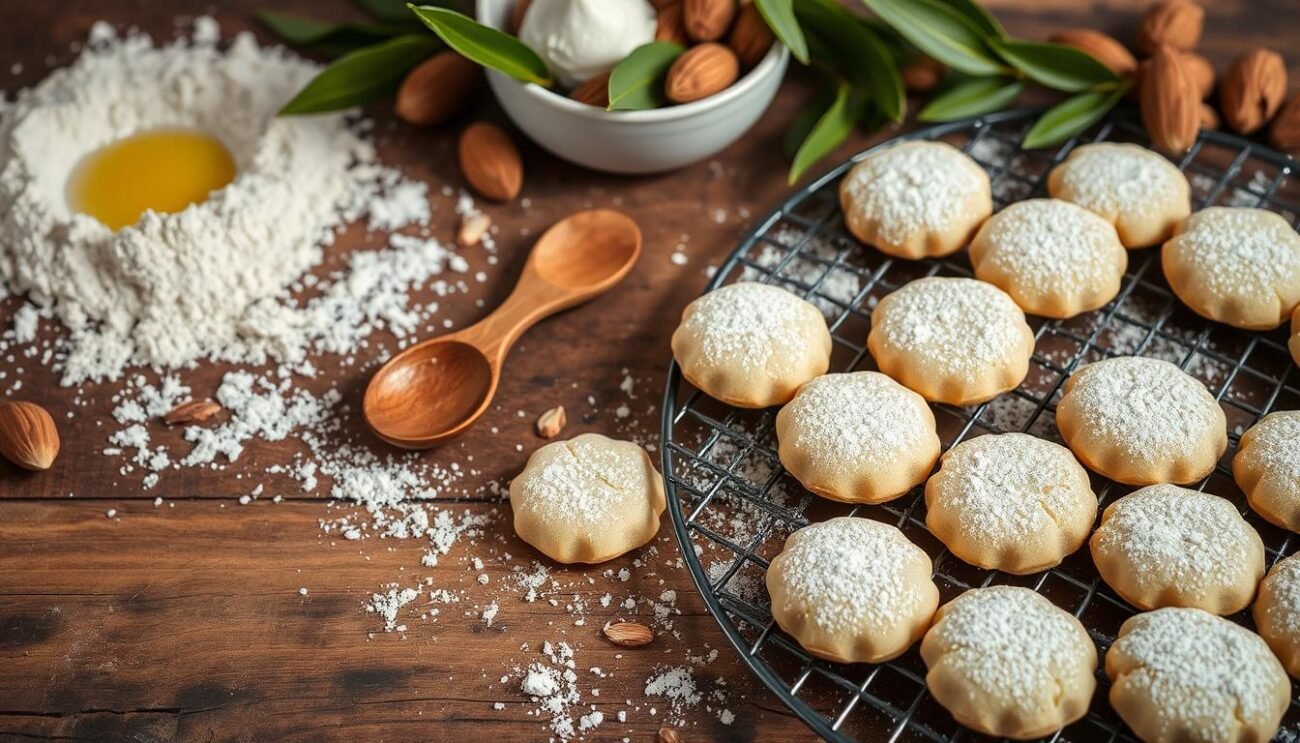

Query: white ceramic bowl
[475,0,789,174]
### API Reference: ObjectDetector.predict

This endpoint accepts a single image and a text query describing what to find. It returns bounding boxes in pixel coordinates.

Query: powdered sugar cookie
[766,517,939,664]
[839,141,992,259]
[1107,608,1290,743]
[868,277,1034,406]
[1047,142,1191,248]
[921,587,1097,740]
[511,434,665,564]
[969,198,1127,319]
[925,434,1097,575]
[1234,411,1300,532]
[1254,553,1300,678]
[671,282,831,408]
[776,372,940,505]
[1162,207,1300,330]
[1056,356,1226,485]
[1090,485,1264,614]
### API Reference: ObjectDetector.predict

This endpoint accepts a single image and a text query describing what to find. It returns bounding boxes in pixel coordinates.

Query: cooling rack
[659,108,1300,742]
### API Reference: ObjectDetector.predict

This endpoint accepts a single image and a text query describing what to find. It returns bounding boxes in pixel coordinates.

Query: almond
[569,72,611,108]
[163,399,222,425]
[603,621,654,647]
[457,212,492,247]
[683,0,737,43]
[458,122,523,202]
[509,0,532,34]
[665,43,740,104]
[655,3,689,46]
[1138,0,1204,54]
[901,56,945,92]
[1200,102,1219,130]
[728,3,774,69]
[0,401,59,471]
[1141,47,1200,153]
[658,728,684,743]
[1220,49,1287,135]
[1269,93,1300,151]
[536,406,567,439]
[1049,29,1137,77]
[395,51,480,127]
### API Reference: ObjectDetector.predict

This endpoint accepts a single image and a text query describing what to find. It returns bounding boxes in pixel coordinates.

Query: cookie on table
[510,434,665,564]
[1162,207,1300,330]
[776,372,940,505]
[766,517,939,664]
[1233,411,1300,532]
[1089,484,1264,615]
[968,198,1128,319]
[839,141,992,259]
[921,586,1097,740]
[1047,142,1191,248]
[868,277,1034,406]
[671,282,831,408]
[925,433,1097,575]
[1056,356,1226,485]
[1254,553,1300,678]
[1106,608,1290,743]
[1292,305,1300,367]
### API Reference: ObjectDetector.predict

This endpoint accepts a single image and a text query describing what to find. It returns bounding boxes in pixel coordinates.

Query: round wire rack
[659,109,1300,742]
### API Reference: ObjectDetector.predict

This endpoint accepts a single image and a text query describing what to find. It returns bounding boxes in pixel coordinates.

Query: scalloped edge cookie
[1254,553,1300,678]
[1233,410,1300,532]
[1047,142,1191,249]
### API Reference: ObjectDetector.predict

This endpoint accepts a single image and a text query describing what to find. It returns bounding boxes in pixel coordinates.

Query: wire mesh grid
[659,109,1300,742]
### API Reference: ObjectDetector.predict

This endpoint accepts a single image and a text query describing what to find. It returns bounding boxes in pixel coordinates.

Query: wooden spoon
[363,209,642,449]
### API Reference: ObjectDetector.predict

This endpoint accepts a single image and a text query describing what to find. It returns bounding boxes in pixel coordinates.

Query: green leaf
[859,0,1007,77]
[783,77,837,158]
[606,42,684,111]
[796,0,904,122]
[918,76,1023,121]
[935,0,1005,38]
[991,38,1119,92]
[279,34,440,115]
[354,0,447,25]
[753,0,810,65]
[789,81,863,184]
[1022,84,1127,149]
[257,10,407,55]
[408,5,552,86]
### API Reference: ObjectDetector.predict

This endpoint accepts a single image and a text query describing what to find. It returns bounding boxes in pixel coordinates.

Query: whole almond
[1178,52,1215,99]
[510,0,532,34]
[1141,48,1200,153]
[683,0,737,43]
[457,212,492,247]
[658,728,684,743]
[728,4,774,69]
[1049,29,1137,77]
[1269,94,1300,151]
[458,122,523,202]
[665,43,740,104]
[1220,49,1288,135]
[1138,0,1204,54]
[1199,102,1219,130]
[395,51,480,127]
[0,401,59,471]
[603,621,654,647]
[569,72,611,108]
[901,56,945,92]
[536,406,567,439]
[656,3,689,46]
[163,399,222,425]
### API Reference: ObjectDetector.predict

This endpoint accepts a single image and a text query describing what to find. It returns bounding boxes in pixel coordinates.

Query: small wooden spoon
[363,209,642,449]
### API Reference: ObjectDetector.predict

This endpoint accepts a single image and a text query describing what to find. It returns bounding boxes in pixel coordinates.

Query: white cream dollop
[518,0,658,89]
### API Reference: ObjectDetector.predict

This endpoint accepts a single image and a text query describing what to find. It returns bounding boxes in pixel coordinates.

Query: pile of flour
[0,19,428,383]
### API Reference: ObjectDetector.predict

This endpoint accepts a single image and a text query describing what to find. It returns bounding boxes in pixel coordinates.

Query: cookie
[1056,356,1226,485]
[925,433,1097,575]
[969,198,1128,319]
[776,372,940,505]
[510,434,665,564]
[1253,552,1300,678]
[868,277,1034,406]
[1162,206,1300,330]
[839,141,992,260]
[671,282,831,408]
[1292,305,1300,367]
[1106,607,1290,743]
[921,586,1097,740]
[1089,485,1264,615]
[1233,411,1300,532]
[1047,142,1191,248]
[766,517,939,664]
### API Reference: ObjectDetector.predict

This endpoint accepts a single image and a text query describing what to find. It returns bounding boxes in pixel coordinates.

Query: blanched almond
[457,212,492,247]
[665,43,739,104]
[536,406,567,439]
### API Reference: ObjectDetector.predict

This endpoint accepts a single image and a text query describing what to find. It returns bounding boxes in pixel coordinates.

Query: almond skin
[569,73,611,108]
[683,0,737,43]
[1220,49,1288,135]
[728,3,774,69]
[1178,51,1215,99]
[1138,0,1204,54]
[0,401,59,471]
[458,122,523,202]
[1199,102,1219,130]
[163,400,222,425]
[1269,93,1300,151]
[1141,48,1200,153]
[602,621,654,647]
[657,728,684,743]
[395,52,480,127]
[901,56,945,92]
[665,43,739,104]
[655,3,689,46]
[1049,29,1137,77]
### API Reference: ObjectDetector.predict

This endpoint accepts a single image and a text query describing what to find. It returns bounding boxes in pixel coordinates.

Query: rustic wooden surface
[2,1,1299,742]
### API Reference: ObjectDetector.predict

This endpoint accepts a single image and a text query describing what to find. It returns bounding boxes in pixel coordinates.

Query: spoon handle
[454,267,595,361]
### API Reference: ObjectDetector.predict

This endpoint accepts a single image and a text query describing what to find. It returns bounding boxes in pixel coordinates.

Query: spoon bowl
[364,209,641,449]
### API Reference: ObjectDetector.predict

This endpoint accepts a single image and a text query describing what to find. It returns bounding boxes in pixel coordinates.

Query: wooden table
[2,2,1297,741]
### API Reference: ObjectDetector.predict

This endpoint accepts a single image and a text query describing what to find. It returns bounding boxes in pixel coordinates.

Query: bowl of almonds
[475,0,789,174]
